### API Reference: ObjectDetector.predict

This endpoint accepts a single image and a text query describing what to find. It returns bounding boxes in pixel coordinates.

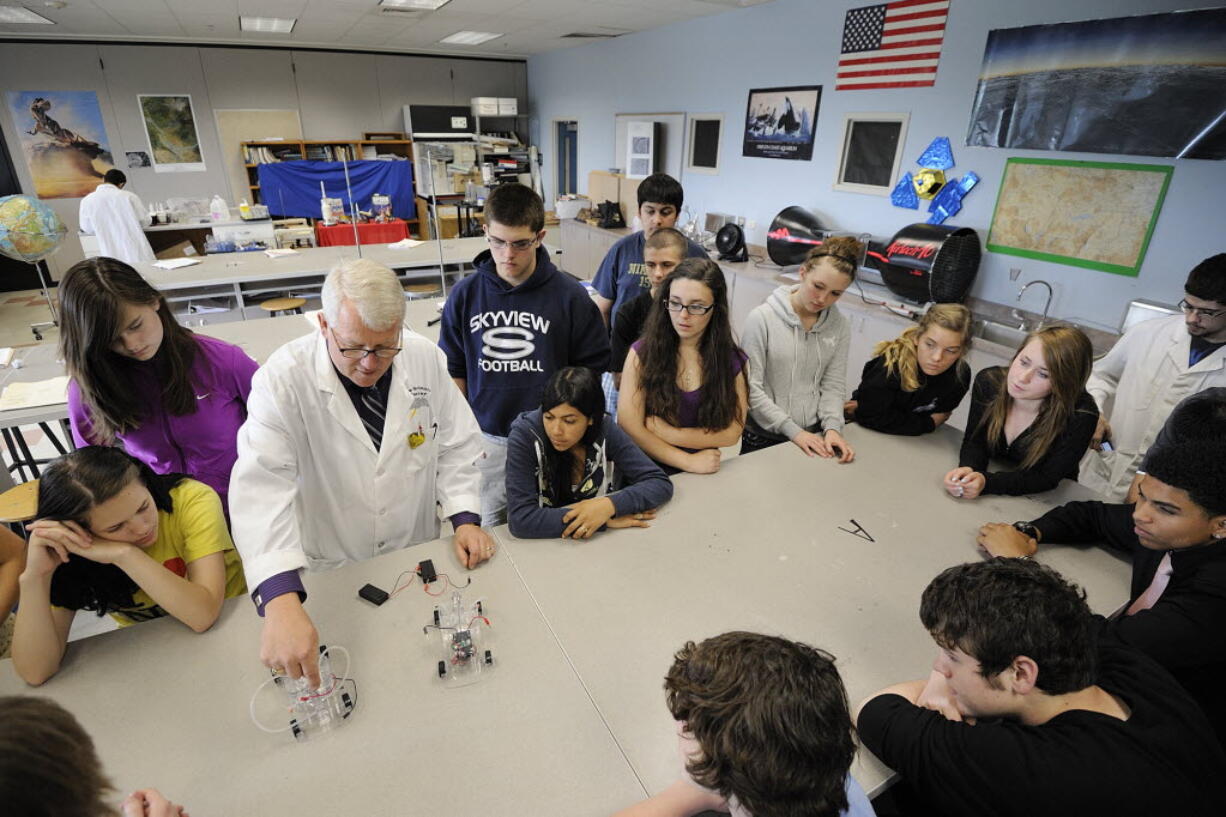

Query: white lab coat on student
[1080,314,1226,500]
[230,328,483,590]
[78,182,155,265]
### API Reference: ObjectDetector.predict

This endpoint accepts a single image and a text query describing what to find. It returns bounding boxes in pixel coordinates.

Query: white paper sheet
[0,376,70,410]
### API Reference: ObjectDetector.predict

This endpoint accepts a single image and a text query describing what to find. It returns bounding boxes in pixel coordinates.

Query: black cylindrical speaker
[766,206,826,266]
[877,223,981,304]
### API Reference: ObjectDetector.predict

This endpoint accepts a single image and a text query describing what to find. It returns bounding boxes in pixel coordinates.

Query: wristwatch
[1012,521,1040,540]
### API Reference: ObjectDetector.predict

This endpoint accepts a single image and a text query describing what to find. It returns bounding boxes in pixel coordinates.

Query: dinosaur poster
[6,90,114,199]
[742,85,821,161]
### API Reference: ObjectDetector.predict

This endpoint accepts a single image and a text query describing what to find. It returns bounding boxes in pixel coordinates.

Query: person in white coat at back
[230,258,491,687]
[77,169,155,266]
[1081,254,1226,501]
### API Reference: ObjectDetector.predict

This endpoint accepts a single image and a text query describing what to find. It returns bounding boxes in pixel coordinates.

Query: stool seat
[404,282,441,299]
[0,479,38,524]
[259,297,307,316]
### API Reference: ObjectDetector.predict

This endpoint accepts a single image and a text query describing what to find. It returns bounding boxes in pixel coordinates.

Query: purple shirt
[67,333,258,512]
[631,340,747,427]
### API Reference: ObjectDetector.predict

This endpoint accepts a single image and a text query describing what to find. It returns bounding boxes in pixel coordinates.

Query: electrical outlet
[1009,267,1021,281]
[746,220,757,230]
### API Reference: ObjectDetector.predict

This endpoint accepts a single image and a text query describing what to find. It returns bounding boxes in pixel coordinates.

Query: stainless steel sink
[972,319,1028,350]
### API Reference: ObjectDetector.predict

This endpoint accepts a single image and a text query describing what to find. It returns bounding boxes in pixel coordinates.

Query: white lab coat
[1080,314,1226,500]
[78,183,155,265]
[230,328,483,590]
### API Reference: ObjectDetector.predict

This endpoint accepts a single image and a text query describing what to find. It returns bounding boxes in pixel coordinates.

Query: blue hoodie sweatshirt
[440,246,611,437]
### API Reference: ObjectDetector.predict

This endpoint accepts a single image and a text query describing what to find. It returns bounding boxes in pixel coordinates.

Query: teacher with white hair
[230,258,490,686]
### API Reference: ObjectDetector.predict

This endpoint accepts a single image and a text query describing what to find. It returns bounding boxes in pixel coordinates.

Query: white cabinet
[557,220,624,282]
[845,309,912,401]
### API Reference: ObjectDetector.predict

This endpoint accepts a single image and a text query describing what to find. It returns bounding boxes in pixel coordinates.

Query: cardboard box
[155,240,195,260]
[497,97,518,115]
[588,170,620,207]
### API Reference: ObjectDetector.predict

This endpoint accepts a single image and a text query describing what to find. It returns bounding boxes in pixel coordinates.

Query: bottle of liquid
[209,194,229,222]
[238,199,252,219]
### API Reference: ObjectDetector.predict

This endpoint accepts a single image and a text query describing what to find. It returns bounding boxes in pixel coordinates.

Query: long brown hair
[873,303,973,392]
[637,258,744,432]
[978,325,1094,469]
[58,257,199,443]
[0,696,119,816]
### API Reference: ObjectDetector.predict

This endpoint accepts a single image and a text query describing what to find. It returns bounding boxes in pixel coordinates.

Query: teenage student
[945,325,1098,498]
[856,558,1226,817]
[0,695,188,817]
[12,447,246,685]
[60,256,258,513]
[0,527,24,658]
[618,258,748,475]
[614,631,876,817]
[440,183,609,524]
[977,438,1226,745]
[1125,386,1226,502]
[609,227,688,391]
[505,367,673,540]
[1082,254,1226,501]
[847,303,972,435]
[741,237,861,460]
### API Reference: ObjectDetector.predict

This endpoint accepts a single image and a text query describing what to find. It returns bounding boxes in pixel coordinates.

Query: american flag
[836,0,950,91]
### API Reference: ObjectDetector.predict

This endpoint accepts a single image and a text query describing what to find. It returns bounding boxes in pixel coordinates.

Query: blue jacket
[440,247,610,437]
[505,409,673,539]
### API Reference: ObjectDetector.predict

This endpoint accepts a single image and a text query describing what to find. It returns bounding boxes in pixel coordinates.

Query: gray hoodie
[741,284,850,440]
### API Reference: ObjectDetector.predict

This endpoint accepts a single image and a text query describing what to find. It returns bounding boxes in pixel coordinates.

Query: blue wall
[528,0,1226,331]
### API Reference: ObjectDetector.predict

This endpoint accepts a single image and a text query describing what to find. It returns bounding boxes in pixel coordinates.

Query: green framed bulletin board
[986,157,1173,277]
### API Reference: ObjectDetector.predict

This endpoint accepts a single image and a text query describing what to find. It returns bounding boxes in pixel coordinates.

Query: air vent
[561,31,625,39]
[380,7,427,16]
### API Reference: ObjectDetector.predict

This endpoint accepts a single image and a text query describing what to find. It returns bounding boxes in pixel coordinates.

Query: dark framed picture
[742,85,821,161]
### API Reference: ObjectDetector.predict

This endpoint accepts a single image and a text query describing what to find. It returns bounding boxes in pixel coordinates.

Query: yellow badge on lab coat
[408,429,426,449]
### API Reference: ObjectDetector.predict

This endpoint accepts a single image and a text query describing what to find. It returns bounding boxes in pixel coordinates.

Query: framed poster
[986,158,1173,276]
[5,90,114,199]
[138,94,205,173]
[684,114,723,176]
[742,85,820,161]
[832,112,909,195]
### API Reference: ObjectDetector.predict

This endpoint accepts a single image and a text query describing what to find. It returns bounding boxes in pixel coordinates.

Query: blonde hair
[873,303,973,392]
[801,235,864,281]
[979,325,1094,469]
[321,258,406,332]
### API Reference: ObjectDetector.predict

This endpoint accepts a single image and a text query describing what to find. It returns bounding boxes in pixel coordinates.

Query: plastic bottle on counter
[238,199,252,219]
[209,194,229,222]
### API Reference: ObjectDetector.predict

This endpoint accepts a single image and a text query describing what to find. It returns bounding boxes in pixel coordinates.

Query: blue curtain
[257,160,415,220]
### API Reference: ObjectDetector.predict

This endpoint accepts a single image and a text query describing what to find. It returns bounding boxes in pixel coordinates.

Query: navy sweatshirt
[439,247,611,437]
[505,409,673,539]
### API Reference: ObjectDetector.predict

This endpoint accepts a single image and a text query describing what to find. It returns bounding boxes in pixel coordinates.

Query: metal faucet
[1013,280,1053,331]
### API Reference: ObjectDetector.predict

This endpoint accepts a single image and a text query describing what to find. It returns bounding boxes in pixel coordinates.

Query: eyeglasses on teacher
[1179,299,1226,319]
[330,329,402,360]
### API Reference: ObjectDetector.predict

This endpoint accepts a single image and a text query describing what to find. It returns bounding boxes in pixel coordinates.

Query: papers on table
[0,348,13,367]
[387,238,425,249]
[0,376,70,411]
[265,248,299,258]
[152,257,202,270]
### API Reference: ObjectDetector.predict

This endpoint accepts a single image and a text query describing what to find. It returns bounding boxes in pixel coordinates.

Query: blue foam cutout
[917,137,954,171]
[925,171,981,224]
[891,172,919,209]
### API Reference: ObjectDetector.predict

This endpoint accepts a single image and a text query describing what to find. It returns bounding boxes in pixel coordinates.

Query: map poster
[5,90,114,199]
[986,158,1173,277]
[138,94,205,173]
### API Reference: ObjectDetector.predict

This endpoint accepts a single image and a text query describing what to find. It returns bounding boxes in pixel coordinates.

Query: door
[555,120,578,197]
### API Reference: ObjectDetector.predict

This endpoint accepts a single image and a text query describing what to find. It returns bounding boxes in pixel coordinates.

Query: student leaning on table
[944,325,1098,499]
[1,695,188,817]
[12,447,245,685]
[60,256,258,514]
[855,559,1226,817]
[506,366,673,539]
[740,237,862,462]
[230,258,490,688]
[618,258,748,475]
[846,303,972,436]
[977,438,1226,747]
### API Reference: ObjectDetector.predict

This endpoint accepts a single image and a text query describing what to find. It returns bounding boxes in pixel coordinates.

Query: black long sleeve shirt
[958,366,1098,495]
[852,355,971,436]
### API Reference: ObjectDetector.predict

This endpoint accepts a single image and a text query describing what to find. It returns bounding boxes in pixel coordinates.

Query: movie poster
[5,90,114,199]
[966,8,1226,159]
[138,94,206,173]
[742,86,821,161]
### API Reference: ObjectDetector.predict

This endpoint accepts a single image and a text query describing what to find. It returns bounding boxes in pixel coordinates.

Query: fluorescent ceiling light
[380,0,451,9]
[0,6,55,24]
[439,30,502,45]
[239,16,296,33]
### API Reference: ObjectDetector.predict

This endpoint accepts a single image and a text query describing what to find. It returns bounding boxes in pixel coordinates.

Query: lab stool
[404,282,441,300]
[0,479,39,536]
[259,297,306,317]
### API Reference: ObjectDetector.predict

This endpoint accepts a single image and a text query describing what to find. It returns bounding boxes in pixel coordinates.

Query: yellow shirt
[112,479,247,625]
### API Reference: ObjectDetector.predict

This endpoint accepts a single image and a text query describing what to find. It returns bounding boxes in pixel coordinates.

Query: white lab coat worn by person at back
[78,182,155,266]
[230,327,484,591]
[1080,314,1226,500]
